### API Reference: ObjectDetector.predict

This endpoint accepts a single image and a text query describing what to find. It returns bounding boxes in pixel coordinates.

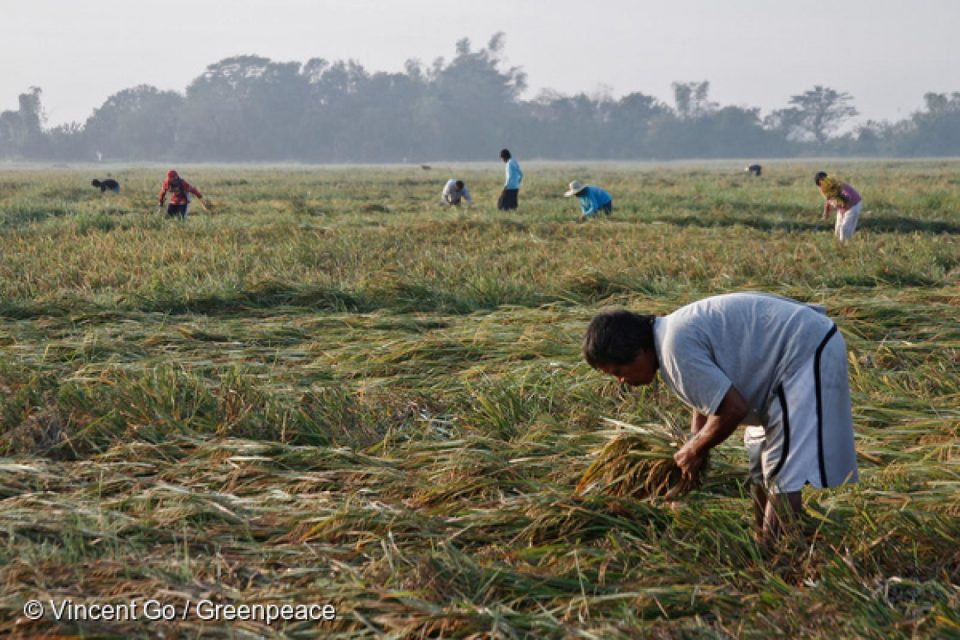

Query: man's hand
[673,386,749,484]
[674,439,709,484]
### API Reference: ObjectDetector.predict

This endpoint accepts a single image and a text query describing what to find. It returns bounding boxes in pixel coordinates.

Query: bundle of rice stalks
[576,418,703,500]
[198,198,218,215]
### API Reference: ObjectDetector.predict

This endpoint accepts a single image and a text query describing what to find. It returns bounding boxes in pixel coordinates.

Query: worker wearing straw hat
[583,292,858,544]
[564,180,612,220]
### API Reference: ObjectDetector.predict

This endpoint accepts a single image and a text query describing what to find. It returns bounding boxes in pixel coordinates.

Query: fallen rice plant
[0,163,958,638]
[576,418,716,500]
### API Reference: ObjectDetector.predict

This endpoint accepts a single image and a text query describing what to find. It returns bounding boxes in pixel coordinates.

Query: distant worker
[745,164,762,177]
[815,171,862,243]
[91,178,120,193]
[441,179,473,207]
[497,148,523,211]
[564,180,612,220]
[158,170,203,221]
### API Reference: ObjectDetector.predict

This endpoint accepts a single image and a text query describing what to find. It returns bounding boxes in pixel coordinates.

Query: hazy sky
[4,0,959,127]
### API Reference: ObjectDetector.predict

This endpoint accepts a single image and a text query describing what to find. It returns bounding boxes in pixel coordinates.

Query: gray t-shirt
[653,293,834,423]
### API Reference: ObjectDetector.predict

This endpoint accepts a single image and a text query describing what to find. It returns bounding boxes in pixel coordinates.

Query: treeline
[2,34,960,162]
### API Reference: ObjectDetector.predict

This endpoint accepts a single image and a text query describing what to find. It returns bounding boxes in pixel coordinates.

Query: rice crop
[0,160,958,638]
[576,419,701,500]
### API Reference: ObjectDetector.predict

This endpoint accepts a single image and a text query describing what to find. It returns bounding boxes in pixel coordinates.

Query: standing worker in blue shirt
[564,180,612,220]
[498,148,523,211]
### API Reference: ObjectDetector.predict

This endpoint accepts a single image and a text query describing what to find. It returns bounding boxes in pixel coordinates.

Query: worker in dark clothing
[92,178,120,193]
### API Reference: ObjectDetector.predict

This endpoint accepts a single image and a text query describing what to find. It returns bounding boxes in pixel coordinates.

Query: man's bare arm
[691,410,708,436]
[674,386,749,482]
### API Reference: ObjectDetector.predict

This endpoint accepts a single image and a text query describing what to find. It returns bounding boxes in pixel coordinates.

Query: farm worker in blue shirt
[564,180,612,219]
[497,148,523,210]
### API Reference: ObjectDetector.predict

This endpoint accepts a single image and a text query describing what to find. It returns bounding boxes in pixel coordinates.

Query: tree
[0,87,47,158]
[179,56,310,160]
[893,92,960,156]
[299,59,372,161]
[770,86,858,145]
[426,33,528,159]
[346,70,428,162]
[525,90,607,158]
[46,122,87,161]
[672,81,716,120]
[9,35,960,161]
[601,92,667,158]
[84,85,184,160]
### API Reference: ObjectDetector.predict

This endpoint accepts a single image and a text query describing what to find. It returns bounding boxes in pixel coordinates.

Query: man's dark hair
[91,179,101,188]
[455,180,464,189]
[583,309,656,367]
[814,171,828,186]
[500,148,511,160]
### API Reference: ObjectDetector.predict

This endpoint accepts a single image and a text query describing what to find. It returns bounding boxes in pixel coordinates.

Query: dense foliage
[3,36,960,162]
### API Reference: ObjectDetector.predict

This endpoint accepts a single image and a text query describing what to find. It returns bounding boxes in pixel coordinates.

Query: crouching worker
[159,169,203,221]
[91,178,120,193]
[441,179,473,207]
[582,292,858,544]
[564,180,612,220]
[815,171,862,244]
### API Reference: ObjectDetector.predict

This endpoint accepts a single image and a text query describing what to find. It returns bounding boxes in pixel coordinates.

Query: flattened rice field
[0,161,957,638]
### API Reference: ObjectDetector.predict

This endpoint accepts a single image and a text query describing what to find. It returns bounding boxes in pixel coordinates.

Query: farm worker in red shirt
[159,170,204,221]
